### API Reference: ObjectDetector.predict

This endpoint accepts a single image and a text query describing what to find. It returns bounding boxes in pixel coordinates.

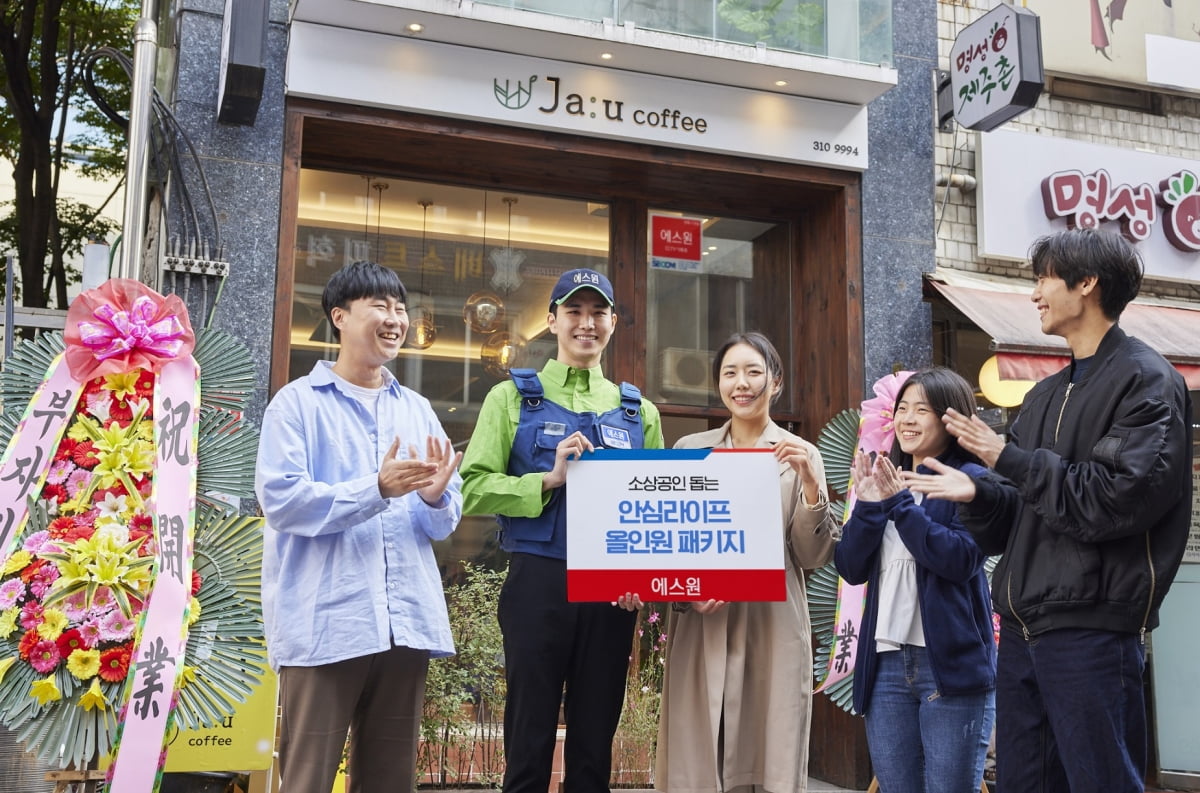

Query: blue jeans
[864,646,995,793]
[996,624,1146,793]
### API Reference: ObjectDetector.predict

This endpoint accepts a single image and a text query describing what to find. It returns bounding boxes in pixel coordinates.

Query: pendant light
[481,331,527,379]
[408,200,437,350]
[489,196,525,293]
[464,191,506,334]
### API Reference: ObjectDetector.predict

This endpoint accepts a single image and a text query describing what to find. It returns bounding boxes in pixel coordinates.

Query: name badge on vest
[543,422,567,436]
[600,424,632,449]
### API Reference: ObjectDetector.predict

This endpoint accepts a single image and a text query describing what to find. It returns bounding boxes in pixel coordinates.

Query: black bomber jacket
[961,325,1193,639]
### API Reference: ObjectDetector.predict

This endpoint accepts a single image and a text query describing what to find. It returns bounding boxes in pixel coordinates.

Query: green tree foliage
[717,0,826,54]
[0,0,135,308]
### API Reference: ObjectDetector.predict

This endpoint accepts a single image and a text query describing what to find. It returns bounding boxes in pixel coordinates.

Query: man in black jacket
[903,228,1192,793]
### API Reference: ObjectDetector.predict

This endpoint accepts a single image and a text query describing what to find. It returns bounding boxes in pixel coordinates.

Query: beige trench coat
[655,421,837,793]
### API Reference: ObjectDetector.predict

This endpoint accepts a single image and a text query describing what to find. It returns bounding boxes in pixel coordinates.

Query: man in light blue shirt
[255,260,463,793]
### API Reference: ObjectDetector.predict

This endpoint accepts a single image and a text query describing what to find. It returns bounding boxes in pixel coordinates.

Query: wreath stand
[44,769,107,793]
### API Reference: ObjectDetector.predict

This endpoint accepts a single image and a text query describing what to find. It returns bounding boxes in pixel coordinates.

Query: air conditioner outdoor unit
[659,347,714,400]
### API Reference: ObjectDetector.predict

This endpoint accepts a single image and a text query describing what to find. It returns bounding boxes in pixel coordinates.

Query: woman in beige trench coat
[656,332,838,793]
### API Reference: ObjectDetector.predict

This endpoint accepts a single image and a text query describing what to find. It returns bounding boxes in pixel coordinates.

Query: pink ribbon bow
[64,278,195,380]
[857,370,916,455]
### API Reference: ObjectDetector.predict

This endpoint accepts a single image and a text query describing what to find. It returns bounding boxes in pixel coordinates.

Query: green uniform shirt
[460,358,665,518]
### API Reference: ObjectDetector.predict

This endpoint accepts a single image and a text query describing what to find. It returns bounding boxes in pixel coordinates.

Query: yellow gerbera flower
[187,597,202,626]
[1,550,32,575]
[78,678,110,712]
[0,657,16,686]
[30,676,62,706]
[36,608,69,640]
[0,608,18,640]
[179,665,197,689]
[67,648,101,680]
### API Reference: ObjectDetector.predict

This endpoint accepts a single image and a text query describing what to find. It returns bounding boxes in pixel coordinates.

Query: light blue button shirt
[255,361,462,669]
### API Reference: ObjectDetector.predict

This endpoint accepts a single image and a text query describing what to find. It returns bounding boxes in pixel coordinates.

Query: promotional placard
[565,448,785,602]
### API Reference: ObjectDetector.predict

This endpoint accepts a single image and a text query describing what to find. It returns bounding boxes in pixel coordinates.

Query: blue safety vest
[499,367,646,559]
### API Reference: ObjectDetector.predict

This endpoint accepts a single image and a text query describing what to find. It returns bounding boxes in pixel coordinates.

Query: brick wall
[935,0,1200,301]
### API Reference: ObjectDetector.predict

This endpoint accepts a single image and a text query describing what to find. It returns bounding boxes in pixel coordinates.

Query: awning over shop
[924,275,1200,390]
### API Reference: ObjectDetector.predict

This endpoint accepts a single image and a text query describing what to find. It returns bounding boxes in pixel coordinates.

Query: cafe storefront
[276,5,902,584]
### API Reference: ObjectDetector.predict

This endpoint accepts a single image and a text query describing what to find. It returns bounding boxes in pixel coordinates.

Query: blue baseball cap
[549,268,615,310]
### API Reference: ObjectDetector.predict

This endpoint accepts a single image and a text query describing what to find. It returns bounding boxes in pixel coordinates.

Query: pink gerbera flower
[61,591,89,621]
[28,565,60,599]
[22,530,54,555]
[100,610,135,642]
[66,468,92,498]
[29,640,62,674]
[79,618,104,646]
[0,579,25,610]
[90,587,116,612]
[19,602,44,630]
[45,460,73,485]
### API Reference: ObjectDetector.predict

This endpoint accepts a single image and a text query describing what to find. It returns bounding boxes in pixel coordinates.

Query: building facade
[931,2,1200,787]
[163,0,944,786]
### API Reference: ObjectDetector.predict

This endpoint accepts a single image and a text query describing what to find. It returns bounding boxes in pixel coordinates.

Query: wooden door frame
[274,99,864,439]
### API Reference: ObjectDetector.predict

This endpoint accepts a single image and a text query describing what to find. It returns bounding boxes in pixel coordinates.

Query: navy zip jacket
[834,450,997,716]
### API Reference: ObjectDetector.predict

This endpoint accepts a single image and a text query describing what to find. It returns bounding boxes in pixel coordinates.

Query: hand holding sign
[542,431,595,491]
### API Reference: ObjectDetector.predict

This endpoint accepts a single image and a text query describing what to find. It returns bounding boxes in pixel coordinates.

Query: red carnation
[72,441,100,469]
[95,483,128,500]
[48,516,75,538]
[57,628,89,655]
[54,437,79,462]
[19,559,46,583]
[40,483,68,504]
[18,629,40,660]
[191,571,203,596]
[108,402,133,423]
[63,523,95,543]
[98,645,132,682]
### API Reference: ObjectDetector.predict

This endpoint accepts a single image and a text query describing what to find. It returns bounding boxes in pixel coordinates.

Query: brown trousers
[278,645,430,793]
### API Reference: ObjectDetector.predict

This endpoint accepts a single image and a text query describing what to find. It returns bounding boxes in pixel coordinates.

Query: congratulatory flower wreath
[0,279,264,788]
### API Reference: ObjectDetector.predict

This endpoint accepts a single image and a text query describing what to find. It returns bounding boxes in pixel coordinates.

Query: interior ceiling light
[407,22,424,33]
[600,52,613,60]
[409,199,437,350]
[774,80,788,87]
[464,191,506,335]
[481,331,527,379]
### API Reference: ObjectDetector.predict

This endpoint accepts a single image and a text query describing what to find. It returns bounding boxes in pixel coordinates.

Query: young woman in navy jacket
[835,367,996,793]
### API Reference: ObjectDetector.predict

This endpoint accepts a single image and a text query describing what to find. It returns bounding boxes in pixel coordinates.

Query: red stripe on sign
[567,569,786,602]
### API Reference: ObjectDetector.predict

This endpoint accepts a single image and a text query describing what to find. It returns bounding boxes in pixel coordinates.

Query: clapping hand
[417,436,463,506]
[851,451,904,502]
[900,456,977,503]
[378,436,462,504]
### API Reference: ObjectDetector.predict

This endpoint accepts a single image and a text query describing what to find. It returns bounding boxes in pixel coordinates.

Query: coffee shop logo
[492,73,708,135]
[494,76,538,110]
